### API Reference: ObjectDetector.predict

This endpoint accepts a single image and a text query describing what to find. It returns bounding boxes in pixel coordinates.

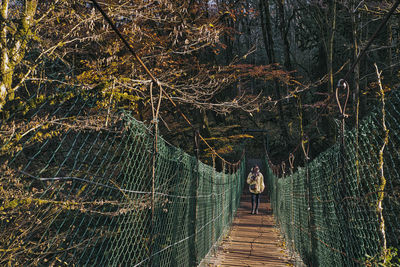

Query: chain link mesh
[266,90,400,266]
[0,90,245,266]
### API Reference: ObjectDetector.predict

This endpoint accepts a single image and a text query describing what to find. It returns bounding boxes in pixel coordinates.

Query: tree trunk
[387,23,393,84]
[259,0,289,141]
[0,0,38,111]
[259,0,269,59]
[327,0,337,94]
[350,1,360,115]
[0,0,11,110]
[276,0,291,71]
[276,0,292,104]
[259,0,274,63]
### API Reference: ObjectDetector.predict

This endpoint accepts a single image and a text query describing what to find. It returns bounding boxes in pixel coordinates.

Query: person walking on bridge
[247,165,265,214]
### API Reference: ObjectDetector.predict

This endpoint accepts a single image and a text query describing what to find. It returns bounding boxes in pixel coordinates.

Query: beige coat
[247,172,265,194]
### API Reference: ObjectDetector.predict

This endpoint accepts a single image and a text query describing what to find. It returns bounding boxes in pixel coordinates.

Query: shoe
[255,210,259,214]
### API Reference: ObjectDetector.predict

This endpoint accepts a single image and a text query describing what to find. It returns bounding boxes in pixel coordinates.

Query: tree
[259,0,289,142]
[0,0,38,111]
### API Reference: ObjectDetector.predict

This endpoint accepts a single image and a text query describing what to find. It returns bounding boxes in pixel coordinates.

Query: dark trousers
[251,193,260,212]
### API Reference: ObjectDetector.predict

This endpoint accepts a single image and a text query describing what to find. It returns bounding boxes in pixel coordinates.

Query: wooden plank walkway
[203,192,293,266]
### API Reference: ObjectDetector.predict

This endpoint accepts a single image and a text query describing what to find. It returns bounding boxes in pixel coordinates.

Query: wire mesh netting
[0,89,245,266]
[266,89,400,266]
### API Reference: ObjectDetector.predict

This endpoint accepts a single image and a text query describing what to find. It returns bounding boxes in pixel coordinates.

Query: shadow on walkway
[203,192,293,266]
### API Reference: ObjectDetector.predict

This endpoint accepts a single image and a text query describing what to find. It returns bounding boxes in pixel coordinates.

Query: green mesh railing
[266,89,400,266]
[0,91,245,266]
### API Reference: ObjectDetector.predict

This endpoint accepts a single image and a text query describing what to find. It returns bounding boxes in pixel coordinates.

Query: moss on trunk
[0,0,38,111]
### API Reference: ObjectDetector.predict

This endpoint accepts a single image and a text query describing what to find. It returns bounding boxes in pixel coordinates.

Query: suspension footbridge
[2,88,400,266]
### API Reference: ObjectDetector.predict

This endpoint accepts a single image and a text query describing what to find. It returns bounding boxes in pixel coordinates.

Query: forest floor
[202,192,295,267]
